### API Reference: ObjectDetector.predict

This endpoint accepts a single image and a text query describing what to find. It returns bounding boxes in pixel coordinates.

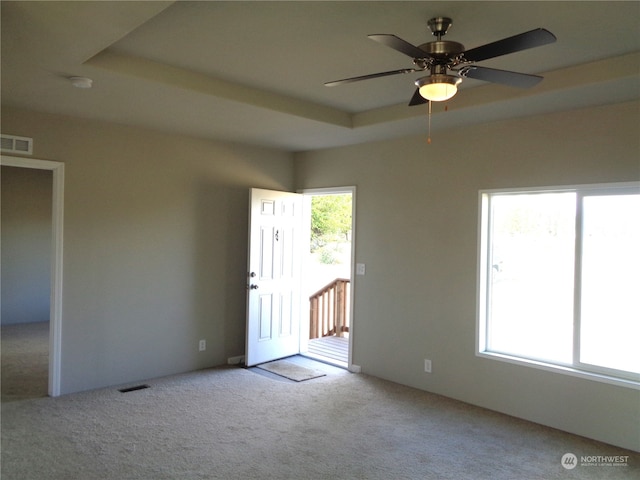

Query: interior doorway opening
[300,187,355,368]
[0,156,64,397]
[1,165,52,401]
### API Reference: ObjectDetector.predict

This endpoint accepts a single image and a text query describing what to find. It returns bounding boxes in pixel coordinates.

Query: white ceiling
[2,1,639,152]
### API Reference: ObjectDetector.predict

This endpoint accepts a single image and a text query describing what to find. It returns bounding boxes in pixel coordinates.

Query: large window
[477,183,640,386]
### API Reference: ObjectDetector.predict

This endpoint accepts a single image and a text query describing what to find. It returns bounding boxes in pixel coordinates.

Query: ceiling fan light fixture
[416,74,461,102]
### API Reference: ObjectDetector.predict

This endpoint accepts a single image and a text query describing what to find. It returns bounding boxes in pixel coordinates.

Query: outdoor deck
[306,335,349,367]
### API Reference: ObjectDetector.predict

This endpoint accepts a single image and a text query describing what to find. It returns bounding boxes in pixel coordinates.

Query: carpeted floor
[1,321,49,402]
[1,326,638,479]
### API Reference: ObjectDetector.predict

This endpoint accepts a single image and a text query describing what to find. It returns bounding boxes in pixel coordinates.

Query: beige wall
[2,100,638,451]
[1,166,52,325]
[294,100,640,451]
[1,106,294,394]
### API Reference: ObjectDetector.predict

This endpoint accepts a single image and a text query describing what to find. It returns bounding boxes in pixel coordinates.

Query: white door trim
[1,155,64,397]
[299,186,356,370]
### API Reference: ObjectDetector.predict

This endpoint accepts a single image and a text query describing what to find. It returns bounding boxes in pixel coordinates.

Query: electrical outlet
[356,263,366,275]
[424,359,432,373]
[199,339,206,351]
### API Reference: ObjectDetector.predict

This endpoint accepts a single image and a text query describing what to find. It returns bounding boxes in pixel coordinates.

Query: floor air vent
[118,384,150,393]
[1,134,33,155]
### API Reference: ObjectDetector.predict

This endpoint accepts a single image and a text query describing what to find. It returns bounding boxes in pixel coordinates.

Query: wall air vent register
[1,134,33,155]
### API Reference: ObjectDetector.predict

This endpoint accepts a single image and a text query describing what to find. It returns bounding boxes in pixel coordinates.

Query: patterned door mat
[256,360,326,382]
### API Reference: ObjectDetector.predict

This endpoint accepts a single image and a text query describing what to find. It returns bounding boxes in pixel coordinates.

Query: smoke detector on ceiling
[69,76,93,88]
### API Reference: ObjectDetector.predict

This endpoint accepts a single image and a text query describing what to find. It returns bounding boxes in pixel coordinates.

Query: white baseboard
[227,355,245,365]
[349,364,362,373]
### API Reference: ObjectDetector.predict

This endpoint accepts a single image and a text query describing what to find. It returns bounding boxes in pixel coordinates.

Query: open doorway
[0,156,64,397]
[1,165,51,401]
[300,187,355,368]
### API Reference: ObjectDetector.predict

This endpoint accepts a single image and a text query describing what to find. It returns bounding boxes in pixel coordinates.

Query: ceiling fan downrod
[419,17,465,67]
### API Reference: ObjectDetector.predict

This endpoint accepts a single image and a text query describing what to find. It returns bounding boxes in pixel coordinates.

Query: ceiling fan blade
[460,66,543,88]
[325,68,417,87]
[368,34,428,59]
[408,88,427,106]
[462,28,556,63]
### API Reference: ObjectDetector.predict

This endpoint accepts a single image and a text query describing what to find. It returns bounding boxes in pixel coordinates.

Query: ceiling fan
[325,17,557,105]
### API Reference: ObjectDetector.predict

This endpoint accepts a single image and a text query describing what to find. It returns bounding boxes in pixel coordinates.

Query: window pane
[580,194,640,374]
[487,193,575,363]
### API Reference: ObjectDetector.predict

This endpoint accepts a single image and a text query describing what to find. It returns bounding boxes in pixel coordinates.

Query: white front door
[245,188,303,366]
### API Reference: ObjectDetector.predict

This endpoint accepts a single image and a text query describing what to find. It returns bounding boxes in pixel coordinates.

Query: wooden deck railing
[309,278,350,339]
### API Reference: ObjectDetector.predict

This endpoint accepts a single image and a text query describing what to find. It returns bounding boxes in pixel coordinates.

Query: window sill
[477,351,640,390]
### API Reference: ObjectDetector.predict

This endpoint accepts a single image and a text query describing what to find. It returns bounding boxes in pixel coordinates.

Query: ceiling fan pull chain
[427,100,432,144]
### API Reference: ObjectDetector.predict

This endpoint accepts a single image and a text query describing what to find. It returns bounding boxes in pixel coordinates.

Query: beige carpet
[2,351,638,480]
[1,322,49,402]
[256,359,326,382]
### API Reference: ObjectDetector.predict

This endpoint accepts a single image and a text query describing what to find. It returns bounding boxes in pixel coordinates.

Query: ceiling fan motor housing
[418,40,465,62]
[422,16,464,65]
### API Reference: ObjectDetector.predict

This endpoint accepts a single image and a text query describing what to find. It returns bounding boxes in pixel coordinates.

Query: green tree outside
[311,194,352,263]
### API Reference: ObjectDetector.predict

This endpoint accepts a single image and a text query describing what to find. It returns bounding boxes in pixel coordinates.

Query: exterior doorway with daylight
[301,188,355,368]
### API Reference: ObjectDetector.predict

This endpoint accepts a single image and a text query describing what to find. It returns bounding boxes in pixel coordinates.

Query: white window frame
[476,182,640,390]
